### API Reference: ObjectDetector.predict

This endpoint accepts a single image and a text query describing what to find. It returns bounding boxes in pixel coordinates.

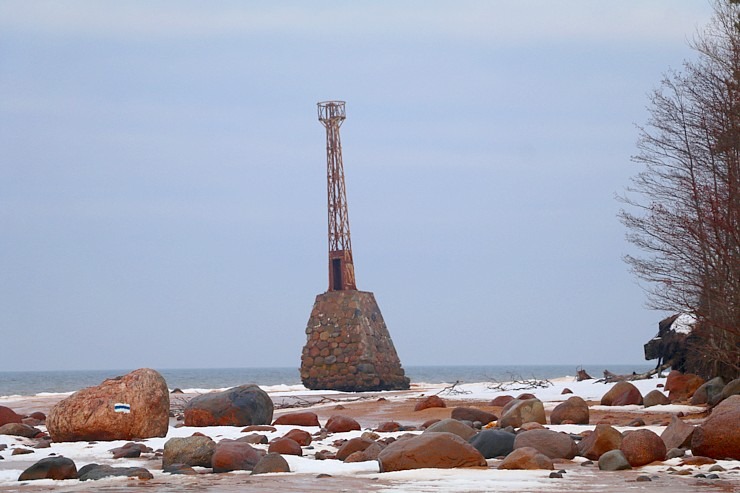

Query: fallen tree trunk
[596,363,671,384]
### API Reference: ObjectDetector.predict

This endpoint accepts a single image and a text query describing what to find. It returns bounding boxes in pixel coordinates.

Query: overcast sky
[0,1,715,371]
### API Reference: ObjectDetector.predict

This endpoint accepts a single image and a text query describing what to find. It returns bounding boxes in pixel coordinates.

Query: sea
[0,364,654,398]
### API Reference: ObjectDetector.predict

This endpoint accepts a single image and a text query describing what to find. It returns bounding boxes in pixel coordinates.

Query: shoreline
[2,376,737,493]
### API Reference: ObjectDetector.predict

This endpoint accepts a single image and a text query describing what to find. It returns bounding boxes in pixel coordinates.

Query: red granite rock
[577,424,622,460]
[281,429,312,446]
[660,415,695,450]
[272,411,320,427]
[450,407,497,425]
[665,371,705,402]
[378,432,486,472]
[0,406,22,426]
[46,368,169,442]
[211,441,265,472]
[336,437,374,461]
[550,396,589,425]
[690,395,740,459]
[414,395,446,411]
[325,415,361,433]
[490,395,515,407]
[498,447,554,470]
[268,438,302,456]
[600,381,643,406]
[620,429,666,467]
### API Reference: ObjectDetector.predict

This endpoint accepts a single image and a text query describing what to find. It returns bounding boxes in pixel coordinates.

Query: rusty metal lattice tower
[318,101,356,291]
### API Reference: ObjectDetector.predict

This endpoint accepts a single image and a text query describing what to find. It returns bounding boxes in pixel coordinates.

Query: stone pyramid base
[300,290,410,392]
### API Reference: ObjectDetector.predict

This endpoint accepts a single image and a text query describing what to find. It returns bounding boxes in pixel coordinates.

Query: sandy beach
[1,377,738,493]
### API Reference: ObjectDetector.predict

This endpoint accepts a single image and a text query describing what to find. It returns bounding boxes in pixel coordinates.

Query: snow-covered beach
[1,373,738,492]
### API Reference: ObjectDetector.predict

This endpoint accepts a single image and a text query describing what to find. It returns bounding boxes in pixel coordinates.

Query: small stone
[708,465,725,472]
[636,475,651,482]
[549,472,563,478]
[706,473,720,479]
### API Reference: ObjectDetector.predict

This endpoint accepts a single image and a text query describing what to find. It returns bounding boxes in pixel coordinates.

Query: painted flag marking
[114,403,131,414]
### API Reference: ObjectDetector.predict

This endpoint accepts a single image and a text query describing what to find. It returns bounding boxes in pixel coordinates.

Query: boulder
[282,429,312,446]
[600,381,643,406]
[690,394,740,459]
[690,377,725,406]
[325,415,361,433]
[272,411,320,427]
[423,418,476,440]
[620,429,666,466]
[468,429,516,459]
[18,457,78,481]
[184,384,273,427]
[345,442,384,463]
[212,440,265,472]
[660,415,695,450]
[498,399,546,428]
[251,453,290,474]
[47,368,169,442]
[378,432,486,472]
[665,371,704,402]
[514,429,578,459]
[450,407,497,425]
[0,406,22,426]
[267,438,302,456]
[498,447,553,470]
[717,378,740,405]
[598,450,632,471]
[413,395,446,411]
[549,396,589,425]
[376,421,402,432]
[238,433,268,445]
[643,390,671,407]
[577,424,622,460]
[490,395,515,407]
[0,423,41,438]
[162,435,216,468]
[78,464,153,481]
[241,425,276,433]
[336,437,374,461]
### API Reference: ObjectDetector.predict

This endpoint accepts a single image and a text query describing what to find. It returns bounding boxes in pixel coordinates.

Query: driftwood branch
[436,380,471,396]
[485,373,553,392]
[595,363,671,383]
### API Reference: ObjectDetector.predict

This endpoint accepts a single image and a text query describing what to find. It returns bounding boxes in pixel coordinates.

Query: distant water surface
[0,364,654,398]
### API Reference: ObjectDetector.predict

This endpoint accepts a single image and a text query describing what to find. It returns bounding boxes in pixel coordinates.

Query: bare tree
[619,1,739,380]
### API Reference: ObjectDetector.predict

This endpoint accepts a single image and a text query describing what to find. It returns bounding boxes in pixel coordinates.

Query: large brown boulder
[325,415,361,433]
[0,423,41,438]
[577,424,622,460]
[47,368,169,442]
[498,399,546,428]
[513,429,578,459]
[414,395,446,411]
[450,407,497,425]
[600,381,643,406]
[162,435,216,468]
[0,406,22,426]
[550,396,589,425]
[251,453,290,474]
[690,377,725,406]
[272,411,320,427]
[490,395,515,407]
[267,438,302,456]
[336,437,374,461]
[643,390,671,407]
[212,440,265,473]
[665,371,704,402]
[620,429,666,467]
[423,418,477,440]
[184,384,273,427]
[498,447,553,470]
[282,429,312,446]
[378,432,486,472]
[18,457,78,481]
[690,395,740,459]
[660,415,695,450]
